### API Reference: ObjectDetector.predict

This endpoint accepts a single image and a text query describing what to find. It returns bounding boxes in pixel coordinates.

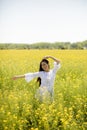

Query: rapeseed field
[0,50,87,130]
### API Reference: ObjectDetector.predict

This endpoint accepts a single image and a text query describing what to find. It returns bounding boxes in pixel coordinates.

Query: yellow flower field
[0,50,87,130]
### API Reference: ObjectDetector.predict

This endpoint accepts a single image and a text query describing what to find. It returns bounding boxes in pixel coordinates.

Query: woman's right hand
[12,75,25,80]
[12,76,18,80]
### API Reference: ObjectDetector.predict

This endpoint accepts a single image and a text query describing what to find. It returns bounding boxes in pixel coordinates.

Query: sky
[0,0,87,44]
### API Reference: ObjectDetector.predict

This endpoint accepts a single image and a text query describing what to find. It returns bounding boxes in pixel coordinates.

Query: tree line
[0,40,87,49]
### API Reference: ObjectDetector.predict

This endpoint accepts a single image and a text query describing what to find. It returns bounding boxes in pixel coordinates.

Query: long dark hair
[37,59,49,86]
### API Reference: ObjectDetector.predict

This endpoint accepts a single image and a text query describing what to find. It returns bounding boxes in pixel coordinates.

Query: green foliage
[0,40,87,49]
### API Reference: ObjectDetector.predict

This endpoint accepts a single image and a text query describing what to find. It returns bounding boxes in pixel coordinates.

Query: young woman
[12,56,61,101]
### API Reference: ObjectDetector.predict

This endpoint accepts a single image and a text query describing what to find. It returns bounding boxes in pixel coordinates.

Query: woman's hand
[43,55,60,64]
[12,75,25,80]
[12,76,18,80]
[43,55,51,59]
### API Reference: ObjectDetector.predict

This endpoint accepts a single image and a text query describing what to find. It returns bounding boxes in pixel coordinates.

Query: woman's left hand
[43,56,51,59]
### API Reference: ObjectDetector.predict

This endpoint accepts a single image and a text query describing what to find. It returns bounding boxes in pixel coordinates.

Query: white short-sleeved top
[24,62,61,94]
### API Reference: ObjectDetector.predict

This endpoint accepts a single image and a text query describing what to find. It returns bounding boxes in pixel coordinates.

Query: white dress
[24,62,61,98]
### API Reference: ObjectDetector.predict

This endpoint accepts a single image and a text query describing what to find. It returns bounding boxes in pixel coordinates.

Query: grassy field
[0,50,87,130]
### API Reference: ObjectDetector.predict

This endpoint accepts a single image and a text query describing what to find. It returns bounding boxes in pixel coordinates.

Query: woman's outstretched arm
[12,72,42,81]
[43,56,60,64]
[12,75,25,80]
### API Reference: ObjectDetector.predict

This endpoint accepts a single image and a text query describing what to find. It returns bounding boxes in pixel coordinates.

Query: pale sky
[0,0,87,43]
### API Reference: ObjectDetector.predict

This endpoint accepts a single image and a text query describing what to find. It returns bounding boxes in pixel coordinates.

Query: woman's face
[41,61,49,72]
